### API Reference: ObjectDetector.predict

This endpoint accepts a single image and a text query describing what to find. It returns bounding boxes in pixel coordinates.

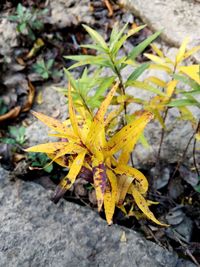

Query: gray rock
[0,17,19,62]
[49,0,94,28]
[120,0,200,61]
[0,166,195,267]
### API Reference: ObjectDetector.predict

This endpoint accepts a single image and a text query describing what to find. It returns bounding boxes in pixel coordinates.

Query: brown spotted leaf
[31,111,76,140]
[92,158,107,212]
[131,185,168,226]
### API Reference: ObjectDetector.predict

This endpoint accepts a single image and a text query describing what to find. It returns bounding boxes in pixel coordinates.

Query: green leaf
[111,25,146,56]
[109,23,128,51]
[44,163,53,173]
[173,74,200,91]
[127,63,150,82]
[127,30,162,61]
[168,98,200,108]
[46,59,54,70]
[82,24,108,51]
[18,22,27,32]
[126,80,166,96]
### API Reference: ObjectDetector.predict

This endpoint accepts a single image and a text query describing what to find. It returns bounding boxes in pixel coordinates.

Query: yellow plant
[26,82,167,226]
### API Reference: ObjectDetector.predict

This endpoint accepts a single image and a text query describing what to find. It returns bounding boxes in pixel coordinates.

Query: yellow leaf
[150,44,164,58]
[31,111,75,138]
[166,80,178,98]
[115,165,148,194]
[179,65,200,85]
[86,83,118,158]
[184,45,200,60]
[104,181,115,225]
[47,143,85,164]
[144,53,168,66]
[131,185,168,226]
[105,111,153,159]
[25,142,77,154]
[150,64,172,73]
[145,76,166,88]
[178,107,196,124]
[68,82,82,139]
[47,153,68,167]
[60,150,86,190]
[106,169,118,204]
[176,37,189,64]
[115,174,134,205]
[104,105,123,127]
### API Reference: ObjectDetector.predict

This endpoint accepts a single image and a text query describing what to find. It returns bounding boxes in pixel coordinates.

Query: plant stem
[193,119,200,176]
[109,54,134,166]
[156,65,177,166]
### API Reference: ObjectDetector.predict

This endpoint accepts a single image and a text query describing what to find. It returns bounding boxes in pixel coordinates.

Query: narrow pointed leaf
[92,158,107,212]
[68,82,82,139]
[145,76,166,88]
[105,111,153,158]
[131,185,168,226]
[176,37,189,64]
[52,151,86,203]
[127,63,150,82]
[126,80,166,96]
[179,65,200,85]
[82,24,108,51]
[25,142,76,154]
[86,83,118,155]
[127,31,162,61]
[166,80,178,98]
[144,53,168,65]
[106,169,118,204]
[150,44,164,57]
[104,181,115,225]
[31,111,73,136]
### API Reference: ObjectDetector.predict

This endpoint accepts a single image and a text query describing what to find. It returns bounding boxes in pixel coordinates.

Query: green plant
[0,98,8,115]
[26,83,168,226]
[33,58,62,80]
[26,23,200,225]
[0,126,26,145]
[8,3,48,40]
[27,152,53,173]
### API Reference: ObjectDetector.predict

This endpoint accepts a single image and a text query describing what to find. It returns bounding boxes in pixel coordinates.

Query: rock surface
[0,17,19,62]
[49,0,94,28]
[120,0,200,60]
[0,167,195,267]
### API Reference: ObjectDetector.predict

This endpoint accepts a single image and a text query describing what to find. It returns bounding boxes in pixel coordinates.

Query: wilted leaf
[22,81,35,112]
[115,174,134,205]
[92,158,107,212]
[115,164,148,194]
[0,106,21,123]
[105,111,153,158]
[104,181,115,225]
[131,185,168,226]
[31,111,77,140]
